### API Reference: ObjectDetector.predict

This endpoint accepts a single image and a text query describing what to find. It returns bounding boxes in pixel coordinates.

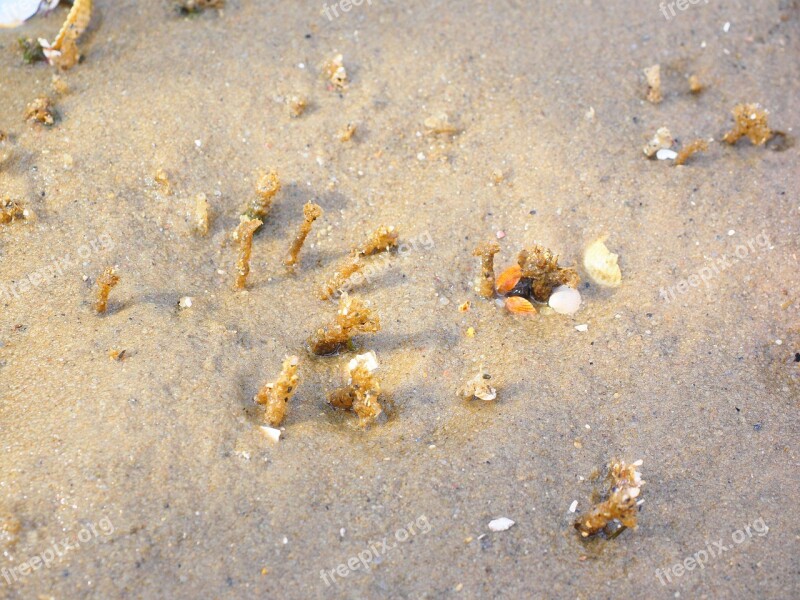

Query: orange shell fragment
[505,296,537,316]
[496,264,522,295]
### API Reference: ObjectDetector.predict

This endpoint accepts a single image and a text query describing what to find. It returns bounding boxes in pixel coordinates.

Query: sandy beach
[1,1,798,598]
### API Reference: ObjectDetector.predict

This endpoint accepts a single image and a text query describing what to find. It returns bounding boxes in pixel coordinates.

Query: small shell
[643,126,673,157]
[583,237,622,287]
[505,296,537,316]
[496,264,522,294]
[548,285,582,315]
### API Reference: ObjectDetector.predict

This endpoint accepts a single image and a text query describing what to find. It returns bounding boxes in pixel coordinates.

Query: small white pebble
[283,536,288,544]
[656,148,678,160]
[417,152,426,161]
[488,517,515,532]
[496,230,506,239]
[728,230,736,236]
[575,324,589,332]
[775,339,782,345]
[340,528,346,538]
[723,21,731,33]
[569,500,578,513]
[178,296,193,309]
[298,62,305,69]
[194,139,202,148]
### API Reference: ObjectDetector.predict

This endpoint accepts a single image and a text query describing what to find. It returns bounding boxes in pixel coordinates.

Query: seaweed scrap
[94,266,119,313]
[517,244,579,302]
[255,356,300,427]
[574,460,644,538]
[722,103,772,146]
[18,38,45,64]
[234,217,262,290]
[328,351,383,426]
[285,202,323,268]
[308,294,380,355]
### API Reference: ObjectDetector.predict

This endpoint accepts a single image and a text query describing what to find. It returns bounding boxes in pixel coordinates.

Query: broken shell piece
[488,517,515,532]
[583,237,622,287]
[260,426,281,443]
[323,53,348,90]
[548,285,582,315]
[643,127,673,157]
[496,264,522,295]
[656,148,678,160]
[459,367,497,401]
[505,296,537,316]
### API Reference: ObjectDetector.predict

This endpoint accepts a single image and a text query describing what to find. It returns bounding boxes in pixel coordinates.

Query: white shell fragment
[643,126,673,157]
[260,426,281,443]
[488,517,515,532]
[0,0,57,29]
[656,148,678,160]
[569,500,578,513]
[459,367,497,401]
[548,285,582,315]
[348,351,379,375]
[583,237,622,288]
[575,324,588,332]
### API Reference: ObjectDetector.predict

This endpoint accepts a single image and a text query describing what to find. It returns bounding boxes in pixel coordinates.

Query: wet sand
[1,1,799,598]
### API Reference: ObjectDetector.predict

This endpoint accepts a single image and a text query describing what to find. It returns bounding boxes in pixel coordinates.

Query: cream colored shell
[583,237,622,287]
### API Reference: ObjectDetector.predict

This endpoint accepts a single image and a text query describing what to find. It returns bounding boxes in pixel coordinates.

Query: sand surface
[1,1,799,598]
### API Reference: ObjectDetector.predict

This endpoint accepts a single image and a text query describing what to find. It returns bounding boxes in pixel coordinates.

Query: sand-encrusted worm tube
[285,202,323,268]
[255,356,300,426]
[234,218,262,290]
[94,266,119,313]
[472,241,500,298]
